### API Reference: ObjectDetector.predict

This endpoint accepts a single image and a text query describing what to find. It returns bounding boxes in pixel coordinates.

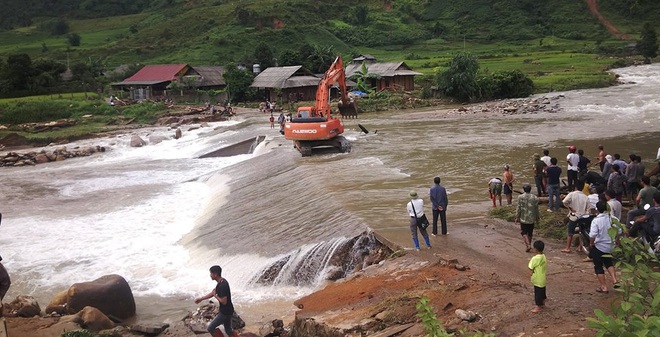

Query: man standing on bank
[195,265,238,337]
[515,183,540,252]
[430,176,449,235]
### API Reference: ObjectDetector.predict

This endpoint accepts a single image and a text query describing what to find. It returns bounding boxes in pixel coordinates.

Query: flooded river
[0,63,658,324]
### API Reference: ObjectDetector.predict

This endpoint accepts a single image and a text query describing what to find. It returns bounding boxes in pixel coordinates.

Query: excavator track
[337,136,351,153]
[295,141,313,157]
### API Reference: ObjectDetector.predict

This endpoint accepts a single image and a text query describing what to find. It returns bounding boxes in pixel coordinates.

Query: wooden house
[345,62,421,91]
[250,66,321,103]
[112,65,227,101]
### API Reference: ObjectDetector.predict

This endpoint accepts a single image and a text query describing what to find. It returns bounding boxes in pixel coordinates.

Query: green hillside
[2,0,659,67]
[0,0,659,99]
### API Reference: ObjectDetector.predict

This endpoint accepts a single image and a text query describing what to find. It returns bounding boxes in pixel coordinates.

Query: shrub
[488,70,535,99]
[68,33,81,47]
[436,52,480,102]
[416,297,452,337]
[587,221,660,336]
[38,18,69,36]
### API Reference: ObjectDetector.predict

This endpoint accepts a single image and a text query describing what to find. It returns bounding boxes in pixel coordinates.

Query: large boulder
[8,295,41,317]
[130,135,147,147]
[61,306,115,332]
[45,290,69,315]
[67,274,136,319]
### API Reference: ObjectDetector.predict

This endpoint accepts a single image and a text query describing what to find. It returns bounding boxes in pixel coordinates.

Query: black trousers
[567,170,578,191]
[432,209,447,235]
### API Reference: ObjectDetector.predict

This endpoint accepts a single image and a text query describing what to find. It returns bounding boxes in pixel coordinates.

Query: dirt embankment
[294,217,611,337]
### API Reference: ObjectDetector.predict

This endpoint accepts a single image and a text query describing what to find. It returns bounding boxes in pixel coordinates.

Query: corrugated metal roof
[193,66,226,86]
[122,64,188,82]
[114,80,169,86]
[251,66,317,88]
[345,62,421,77]
[352,54,377,62]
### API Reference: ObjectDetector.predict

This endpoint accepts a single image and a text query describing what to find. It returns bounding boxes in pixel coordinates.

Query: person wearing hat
[601,154,613,179]
[406,191,432,251]
[503,164,515,205]
[533,153,547,197]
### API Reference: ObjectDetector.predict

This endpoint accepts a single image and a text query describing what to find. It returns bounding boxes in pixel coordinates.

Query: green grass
[489,205,567,240]
[0,92,97,103]
[0,95,170,146]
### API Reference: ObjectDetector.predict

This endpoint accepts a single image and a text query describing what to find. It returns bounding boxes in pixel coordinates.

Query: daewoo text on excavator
[283,56,357,156]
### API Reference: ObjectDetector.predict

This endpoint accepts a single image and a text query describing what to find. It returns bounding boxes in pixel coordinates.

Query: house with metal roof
[112,64,227,101]
[351,54,377,63]
[345,62,422,91]
[250,65,321,103]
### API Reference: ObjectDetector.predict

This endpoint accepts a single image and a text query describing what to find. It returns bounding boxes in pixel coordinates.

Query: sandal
[613,282,621,289]
[525,247,532,253]
[596,287,609,294]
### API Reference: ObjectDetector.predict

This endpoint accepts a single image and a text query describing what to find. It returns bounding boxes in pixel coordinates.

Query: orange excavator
[283,56,357,156]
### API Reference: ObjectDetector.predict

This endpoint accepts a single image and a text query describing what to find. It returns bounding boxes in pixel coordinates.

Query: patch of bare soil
[585,0,632,40]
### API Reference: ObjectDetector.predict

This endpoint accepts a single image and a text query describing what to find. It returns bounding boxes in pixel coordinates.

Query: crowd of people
[508,145,660,312]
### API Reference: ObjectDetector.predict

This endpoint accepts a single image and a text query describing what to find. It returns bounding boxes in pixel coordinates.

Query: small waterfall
[249,231,393,287]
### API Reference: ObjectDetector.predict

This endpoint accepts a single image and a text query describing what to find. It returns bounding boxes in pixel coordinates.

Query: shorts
[490,183,502,195]
[590,247,613,274]
[520,223,534,237]
[503,183,513,195]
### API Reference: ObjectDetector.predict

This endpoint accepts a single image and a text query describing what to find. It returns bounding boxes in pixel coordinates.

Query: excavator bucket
[338,101,358,118]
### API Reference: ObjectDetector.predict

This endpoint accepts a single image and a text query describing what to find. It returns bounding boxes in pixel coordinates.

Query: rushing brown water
[0,64,659,325]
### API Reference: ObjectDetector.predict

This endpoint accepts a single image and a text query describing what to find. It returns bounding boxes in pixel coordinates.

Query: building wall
[374,76,415,91]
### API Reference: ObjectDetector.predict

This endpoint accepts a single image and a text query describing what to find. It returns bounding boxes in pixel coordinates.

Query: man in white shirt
[407,191,431,251]
[540,149,552,192]
[562,183,590,253]
[589,201,621,293]
[566,145,580,191]
[605,189,622,220]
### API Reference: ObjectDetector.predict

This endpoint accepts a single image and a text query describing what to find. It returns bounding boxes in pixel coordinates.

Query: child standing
[528,240,547,313]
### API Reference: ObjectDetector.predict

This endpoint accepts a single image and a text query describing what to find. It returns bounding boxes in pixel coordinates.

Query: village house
[345,59,421,91]
[250,65,321,103]
[111,64,226,101]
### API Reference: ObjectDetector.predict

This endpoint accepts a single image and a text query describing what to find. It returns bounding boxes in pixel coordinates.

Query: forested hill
[2,0,660,67]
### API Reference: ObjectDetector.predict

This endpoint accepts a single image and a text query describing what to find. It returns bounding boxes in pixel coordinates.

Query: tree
[354,5,369,25]
[1,54,36,91]
[350,62,381,93]
[304,44,335,73]
[436,52,480,102]
[68,33,81,47]
[38,19,69,35]
[488,70,535,99]
[223,63,255,102]
[254,42,275,69]
[278,50,300,66]
[637,22,658,64]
